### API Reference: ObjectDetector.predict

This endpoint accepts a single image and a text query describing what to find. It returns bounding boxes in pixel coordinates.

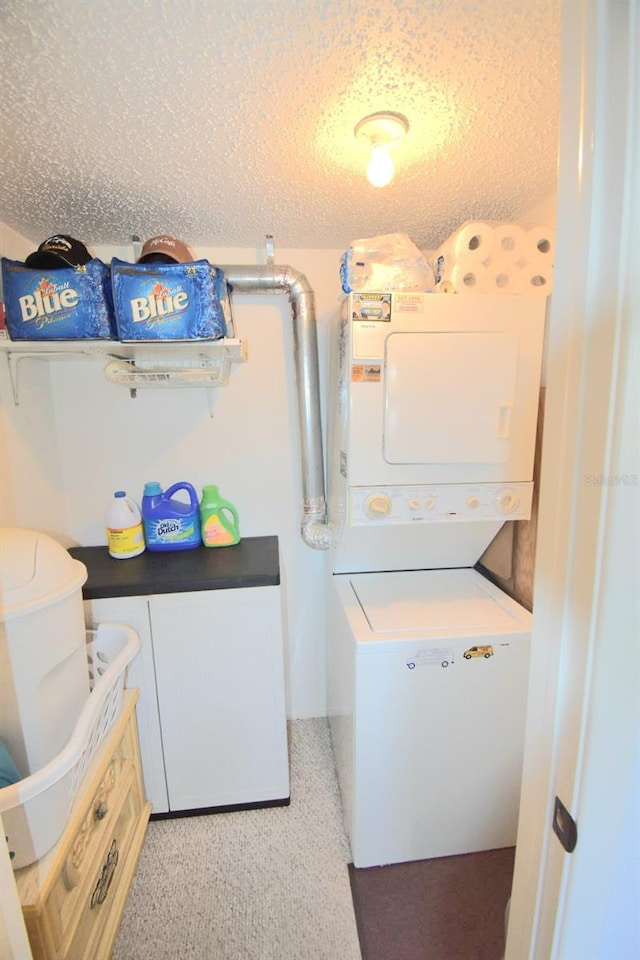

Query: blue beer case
[1,256,230,342]
[110,259,228,341]
[1,257,115,340]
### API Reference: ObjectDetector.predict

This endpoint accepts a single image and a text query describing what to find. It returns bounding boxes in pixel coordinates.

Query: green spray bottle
[199,485,241,547]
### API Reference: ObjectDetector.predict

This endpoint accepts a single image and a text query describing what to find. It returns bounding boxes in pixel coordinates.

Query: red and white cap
[138,235,193,264]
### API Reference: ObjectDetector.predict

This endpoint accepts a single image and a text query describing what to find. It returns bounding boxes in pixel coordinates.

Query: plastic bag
[340,232,435,294]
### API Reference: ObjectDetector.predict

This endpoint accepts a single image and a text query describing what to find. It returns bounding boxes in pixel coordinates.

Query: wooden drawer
[65,764,142,959]
[17,690,152,960]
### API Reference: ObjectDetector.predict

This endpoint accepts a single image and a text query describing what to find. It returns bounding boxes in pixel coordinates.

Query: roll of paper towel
[447,221,495,262]
[485,264,527,294]
[432,226,492,285]
[492,223,526,262]
[433,220,554,295]
[523,226,555,266]
[519,268,553,295]
[439,262,490,294]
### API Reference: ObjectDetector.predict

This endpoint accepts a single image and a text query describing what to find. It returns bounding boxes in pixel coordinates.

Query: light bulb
[355,112,408,187]
[367,142,395,188]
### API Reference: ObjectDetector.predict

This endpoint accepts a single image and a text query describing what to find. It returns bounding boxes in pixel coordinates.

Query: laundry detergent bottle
[200,485,240,547]
[141,481,201,551]
[106,491,145,559]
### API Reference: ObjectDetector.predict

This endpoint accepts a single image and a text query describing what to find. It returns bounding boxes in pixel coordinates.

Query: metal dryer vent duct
[220,263,330,550]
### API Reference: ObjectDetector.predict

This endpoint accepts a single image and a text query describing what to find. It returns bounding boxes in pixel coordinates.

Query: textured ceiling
[0,0,560,252]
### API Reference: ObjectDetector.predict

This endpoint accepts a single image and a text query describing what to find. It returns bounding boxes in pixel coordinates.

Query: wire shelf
[103,356,233,388]
[0,337,247,401]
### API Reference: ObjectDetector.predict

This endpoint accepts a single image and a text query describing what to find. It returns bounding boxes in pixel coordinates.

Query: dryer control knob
[408,499,421,510]
[496,489,519,514]
[424,497,436,510]
[365,493,392,520]
[467,496,480,510]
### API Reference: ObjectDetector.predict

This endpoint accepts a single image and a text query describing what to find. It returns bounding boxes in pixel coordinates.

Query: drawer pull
[91,839,119,908]
[95,802,108,821]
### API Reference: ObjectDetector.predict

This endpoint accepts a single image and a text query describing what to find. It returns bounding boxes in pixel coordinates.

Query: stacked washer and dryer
[327,290,545,869]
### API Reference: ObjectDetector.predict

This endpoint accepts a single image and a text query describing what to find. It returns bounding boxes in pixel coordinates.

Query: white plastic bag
[341,232,435,293]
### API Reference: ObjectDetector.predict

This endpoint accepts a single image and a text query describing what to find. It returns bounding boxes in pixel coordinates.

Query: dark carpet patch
[349,847,515,960]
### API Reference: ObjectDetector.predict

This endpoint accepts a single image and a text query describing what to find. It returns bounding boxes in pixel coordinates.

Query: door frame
[506,1,638,956]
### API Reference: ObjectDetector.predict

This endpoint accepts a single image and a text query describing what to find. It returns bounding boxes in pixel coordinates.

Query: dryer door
[344,293,545,487]
[384,331,517,465]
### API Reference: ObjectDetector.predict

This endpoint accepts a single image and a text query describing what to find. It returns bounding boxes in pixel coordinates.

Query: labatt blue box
[111,259,228,341]
[1,258,115,340]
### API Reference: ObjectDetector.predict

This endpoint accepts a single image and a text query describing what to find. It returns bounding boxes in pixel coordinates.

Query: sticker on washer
[463,645,494,659]
[406,649,454,669]
[351,364,381,382]
[351,292,391,321]
[395,293,426,313]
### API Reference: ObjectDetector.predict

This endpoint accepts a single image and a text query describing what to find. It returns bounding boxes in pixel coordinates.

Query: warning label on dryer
[351,365,381,382]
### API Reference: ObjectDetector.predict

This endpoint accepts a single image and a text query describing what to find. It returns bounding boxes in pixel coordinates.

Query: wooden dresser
[15,689,151,960]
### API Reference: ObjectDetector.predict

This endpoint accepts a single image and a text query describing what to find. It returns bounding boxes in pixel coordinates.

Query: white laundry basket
[0,622,140,869]
[0,527,89,776]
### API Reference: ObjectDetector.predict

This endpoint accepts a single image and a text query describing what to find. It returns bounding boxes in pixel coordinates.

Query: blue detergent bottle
[141,481,201,551]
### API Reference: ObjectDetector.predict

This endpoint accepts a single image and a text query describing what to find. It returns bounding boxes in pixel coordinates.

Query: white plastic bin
[0,527,89,776]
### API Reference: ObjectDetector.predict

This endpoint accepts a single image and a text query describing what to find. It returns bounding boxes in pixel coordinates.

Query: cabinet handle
[94,802,108,821]
[90,839,119,908]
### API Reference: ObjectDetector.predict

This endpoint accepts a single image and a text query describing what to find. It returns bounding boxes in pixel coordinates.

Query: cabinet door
[149,587,289,811]
[83,596,169,813]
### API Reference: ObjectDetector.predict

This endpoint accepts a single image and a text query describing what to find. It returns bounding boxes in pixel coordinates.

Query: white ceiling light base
[355,112,409,187]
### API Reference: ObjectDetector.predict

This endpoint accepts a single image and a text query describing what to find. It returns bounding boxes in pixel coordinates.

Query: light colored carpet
[112,718,362,960]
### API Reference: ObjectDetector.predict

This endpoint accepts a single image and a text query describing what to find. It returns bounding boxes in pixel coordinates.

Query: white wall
[0,235,344,717]
[0,222,32,264]
[517,193,557,229]
[0,223,70,532]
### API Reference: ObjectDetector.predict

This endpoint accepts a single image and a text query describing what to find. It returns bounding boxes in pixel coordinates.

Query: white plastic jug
[106,491,145,559]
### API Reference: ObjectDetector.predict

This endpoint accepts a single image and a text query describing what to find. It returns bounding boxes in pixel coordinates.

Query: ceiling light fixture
[354,111,409,188]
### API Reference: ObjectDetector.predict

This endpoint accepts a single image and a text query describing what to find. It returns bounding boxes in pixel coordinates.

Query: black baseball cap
[25,235,92,269]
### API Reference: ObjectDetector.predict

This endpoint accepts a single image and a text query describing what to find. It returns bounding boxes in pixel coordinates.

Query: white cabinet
[150,587,288,811]
[74,538,289,818]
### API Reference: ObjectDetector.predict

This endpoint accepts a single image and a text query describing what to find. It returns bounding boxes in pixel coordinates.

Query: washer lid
[349,568,523,634]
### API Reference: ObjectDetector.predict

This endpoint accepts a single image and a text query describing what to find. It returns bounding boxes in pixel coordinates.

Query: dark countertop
[69,536,279,599]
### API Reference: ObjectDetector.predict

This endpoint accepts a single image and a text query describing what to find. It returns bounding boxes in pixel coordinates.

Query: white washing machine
[327,291,546,868]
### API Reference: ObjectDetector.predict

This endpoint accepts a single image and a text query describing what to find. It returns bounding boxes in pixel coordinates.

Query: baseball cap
[25,235,92,269]
[138,235,193,264]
